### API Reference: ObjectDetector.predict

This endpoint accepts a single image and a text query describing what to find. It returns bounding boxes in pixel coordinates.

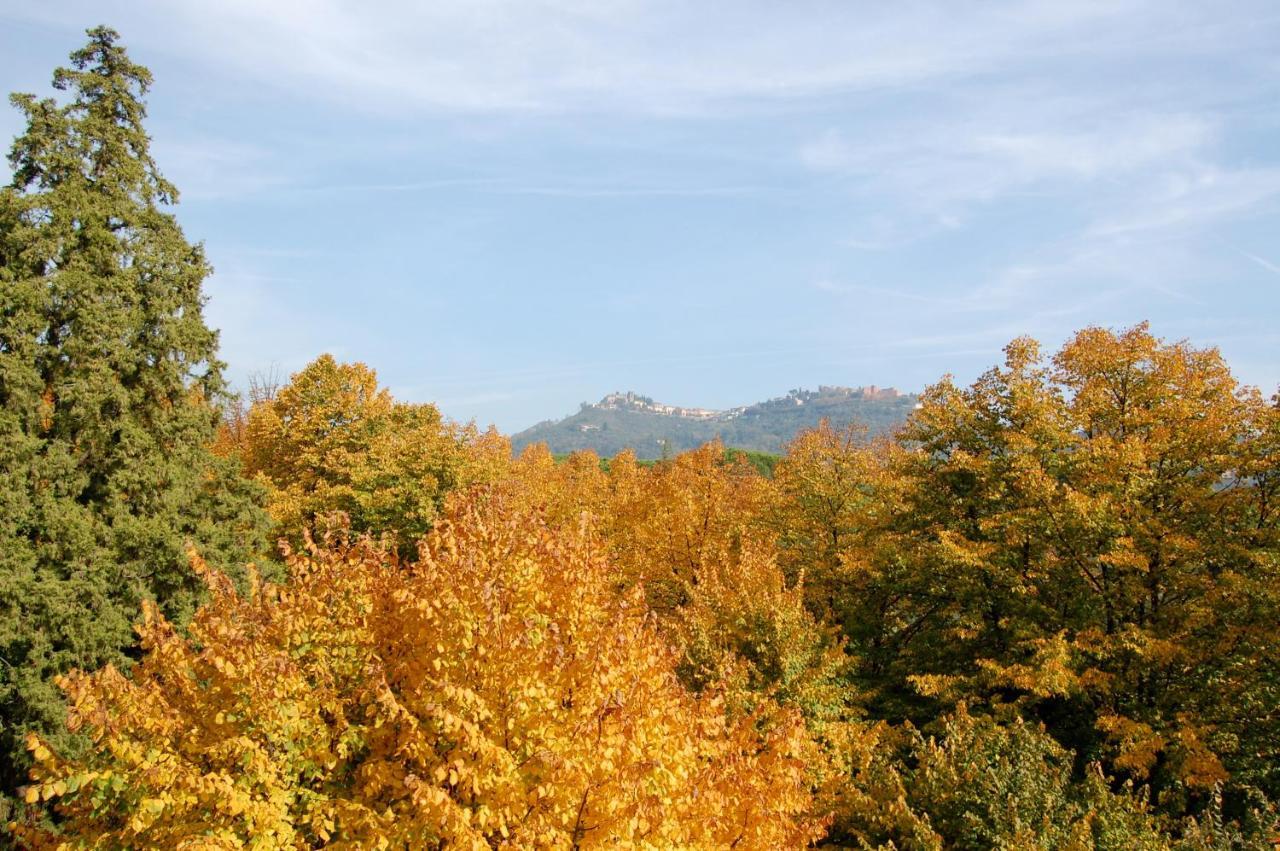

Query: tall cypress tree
[0,27,270,801]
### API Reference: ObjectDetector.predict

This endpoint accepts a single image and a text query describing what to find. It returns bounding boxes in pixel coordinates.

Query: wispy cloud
[294,177,767,199]
[1086,166,1280,238]
[800,110,1221,210]
[12,1,1266,116]
[6,1,1276,428]
[1236,249,1280,277]
[815,279,975,308]
[150,137,291,201]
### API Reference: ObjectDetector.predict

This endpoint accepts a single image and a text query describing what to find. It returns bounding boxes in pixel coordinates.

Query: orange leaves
[17,491,821,849]
[37,385,55,433]
[18,321,1277,845]
[1096,714,1166,780]
[1095,714,1230,790]
[605,442,768,610]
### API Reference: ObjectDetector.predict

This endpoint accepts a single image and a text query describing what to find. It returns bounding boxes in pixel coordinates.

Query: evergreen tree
[0,27,269,804]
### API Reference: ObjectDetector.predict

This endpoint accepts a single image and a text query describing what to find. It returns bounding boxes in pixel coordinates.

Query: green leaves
[0,27,269,805]
[849,324,1280,828]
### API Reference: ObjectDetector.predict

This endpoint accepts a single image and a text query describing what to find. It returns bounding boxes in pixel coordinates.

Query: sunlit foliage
[836,708,1170,850]
[232,354,509,554]
[0,27,270,808]
[15,494,822,848]
[847,325,1280,822]
[5,28,1279,849]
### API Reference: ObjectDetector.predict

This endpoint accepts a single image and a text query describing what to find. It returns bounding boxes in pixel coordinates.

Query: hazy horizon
[3,2,1277,433]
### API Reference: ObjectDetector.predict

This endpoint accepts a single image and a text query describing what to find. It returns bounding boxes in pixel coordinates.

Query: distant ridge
[512,386,919,459]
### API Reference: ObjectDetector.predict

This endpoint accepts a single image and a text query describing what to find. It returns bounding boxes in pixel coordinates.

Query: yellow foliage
[495,444,613,529]
[234,355,509,552]
[769,421,890,607]
[605,442,768,615]
[16,492,823,849]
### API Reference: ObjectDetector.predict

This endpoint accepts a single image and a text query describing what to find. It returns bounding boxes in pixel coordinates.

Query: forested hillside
[513,386,919,458]
[3,30,1279,850]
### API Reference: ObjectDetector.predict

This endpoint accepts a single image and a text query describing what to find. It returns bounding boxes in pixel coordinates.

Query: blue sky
[2,2,1278,432]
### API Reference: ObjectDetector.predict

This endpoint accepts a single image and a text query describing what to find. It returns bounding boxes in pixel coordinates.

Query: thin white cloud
[7,0,1276,414]
[1237,249,1280,277]
[1086,166,1280,238]
[801,111,1219,209]
[815,279,977,308]
[970,115,1213,179]
[150,137,289,201]
[8,0,1257,116]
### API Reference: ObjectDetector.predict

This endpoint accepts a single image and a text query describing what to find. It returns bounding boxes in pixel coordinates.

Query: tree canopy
[0,25,269,810]
[3,27,1279,850]
[15,494,822,849]
[219,353,510,557]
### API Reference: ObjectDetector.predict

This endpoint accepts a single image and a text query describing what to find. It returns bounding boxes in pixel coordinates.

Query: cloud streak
[5,1,1276,429]
[12,1,1273,116]
[1236,249,1280,277]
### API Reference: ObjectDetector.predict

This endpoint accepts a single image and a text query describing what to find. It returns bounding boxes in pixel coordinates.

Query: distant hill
[512,386,920,459]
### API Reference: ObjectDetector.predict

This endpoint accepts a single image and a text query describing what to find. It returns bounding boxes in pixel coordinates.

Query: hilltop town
[591,385,906,423]
[594,391,728,420]
[516,385,919,458]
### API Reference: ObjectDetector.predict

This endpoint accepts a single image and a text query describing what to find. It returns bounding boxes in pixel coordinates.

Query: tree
[497,444,613,530]
[868,325,1280,821]
[835,709,1169,850]
[233,354,509,556]
[769,420,897,631]
[0,27,269,805]
[604,441,769,616]
[15,493,823,849]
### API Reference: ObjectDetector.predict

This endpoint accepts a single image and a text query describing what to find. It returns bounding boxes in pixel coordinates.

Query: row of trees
[2,27,1278,849]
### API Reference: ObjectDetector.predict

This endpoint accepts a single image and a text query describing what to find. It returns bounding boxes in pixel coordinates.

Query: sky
[1,1,1278,433]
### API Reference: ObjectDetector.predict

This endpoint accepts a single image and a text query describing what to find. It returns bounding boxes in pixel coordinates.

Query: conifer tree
[0,27,269,802]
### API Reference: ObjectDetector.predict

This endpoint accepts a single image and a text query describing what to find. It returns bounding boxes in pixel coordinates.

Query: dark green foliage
[0,27,269,808]
[555,452,659,471]
[722,447,779,477]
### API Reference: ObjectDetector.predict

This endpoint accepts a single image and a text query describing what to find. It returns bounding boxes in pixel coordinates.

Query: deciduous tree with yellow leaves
[498,442,871,838]
[14,492,823,849]
[863,324,1280,817]
[227,354,509,555]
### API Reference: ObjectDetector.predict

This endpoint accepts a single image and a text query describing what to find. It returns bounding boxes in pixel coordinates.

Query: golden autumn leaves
[218,354,510,556]
[15,492,822,849]
[11,322,1280,847]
